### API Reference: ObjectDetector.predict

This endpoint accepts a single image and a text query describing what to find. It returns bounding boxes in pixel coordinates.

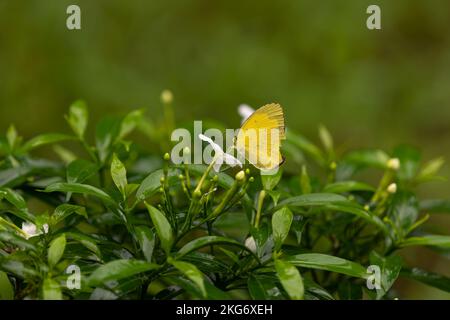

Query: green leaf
[261,168,283,191]
[0,271,14,300]
[401,268,450,293]
[136,168,180,200]
[95,116,122,163]
[51,204,87,225]
[88,259,159,287]
[67,159,98,184]
[119,109,144,140]
[318,124,333,155]
[286,130,325,166]
[393,145,421,181]
[20,133,74,153]
[417,157,445,182]
[145,204,173,255]
[286,253,368,278]
[66,232,102,258]
[275,194,387,232]
[420,199,450,214]
[42,278,63,300]
[0,187,35,222]
[400,235,450,249]
[135,226,155,262]
[0,258,38,279]
[323,181,375,193]
[111,154,127,198]
[248,275,283,300]
[275,259,304,300]
[6,125,19,150]
[48,234,66,267]
[388,191,419,236]
[369,252,402,299]
[44,182,115,205]
[272,207,293,251]
[176,236,256,259]
[300,165,311,194]
[170,259,206,298]
[0,231,37,251]
[343,149,390,169]
[65,100,88,139]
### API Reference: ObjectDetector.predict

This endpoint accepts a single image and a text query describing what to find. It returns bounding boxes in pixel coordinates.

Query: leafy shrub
[0,98,449,300]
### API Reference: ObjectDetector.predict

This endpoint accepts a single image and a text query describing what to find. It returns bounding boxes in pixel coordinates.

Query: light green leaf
[88,259,158,287]
[170,259,206,298]
[119,109,144,140]
[420,199,450,214]
[286,253,368,278]
[400,235,450,249]
[261,168,283,191]
[323,181,375,193]
[275,259,304,300]
[111,154,127,198]
[48,234,66,267]
[318,124,333,154]
[20,134,74,153]
[42,278,63,300]
[286,130,325,166]
[95,116,122,163]
[145,204,173,255]
[300,165,311,194]
[0,271,14,300]
[136,226,155,262]
[65,100,88,139]
[272,207,293,251]
[136,168,180,200]
[0,187,35,222]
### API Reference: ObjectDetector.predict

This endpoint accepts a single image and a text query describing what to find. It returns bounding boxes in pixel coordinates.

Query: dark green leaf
[44,182,115,205]
[400,235,450,249]
[401,268,450,293]
[323,181,375,193]
[176,236,256,259]
[88,259,159,286]
[67,159,98,184]
[145,204,173,255]
[393,145,421,181]
[20,133,74,153]
[51,204,87,225]
[0,231,37,251]
[136,168,180,200]
[369,252,402,299]
[170,259,206,298]
[420,199,450,214]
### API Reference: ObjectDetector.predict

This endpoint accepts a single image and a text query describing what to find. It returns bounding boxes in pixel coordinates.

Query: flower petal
[198,134,223,154]
[238,104,255,123]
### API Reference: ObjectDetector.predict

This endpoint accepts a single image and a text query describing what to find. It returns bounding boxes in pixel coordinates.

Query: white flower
[387,183,397,194]
[244,236,257,253]
[21,222,49,239]
[387,158,400,170]
[198,134,242,172]
[238,104,255,124]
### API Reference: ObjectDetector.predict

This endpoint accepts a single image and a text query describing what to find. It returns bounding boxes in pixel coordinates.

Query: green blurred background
[0,0,449,299]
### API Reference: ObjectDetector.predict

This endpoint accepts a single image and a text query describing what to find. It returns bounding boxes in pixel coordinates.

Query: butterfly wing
[235,103,285,170]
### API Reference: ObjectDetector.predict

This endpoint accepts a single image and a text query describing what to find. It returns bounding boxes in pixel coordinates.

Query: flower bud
[163,153,170,161]
[245,168,250,175]
[183,146,191,156]
[235,170,246,182]
[387,183,397,194]
[160,176,165,184]
[387,158,400,170]
[193,189,202,199]
[329,162,337,170]
[249,177,255,183]
[244,236,257,253]
[178,174,184,180]
[161,89,173,104]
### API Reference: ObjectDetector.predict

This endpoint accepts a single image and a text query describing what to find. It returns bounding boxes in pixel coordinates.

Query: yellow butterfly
[235,103,286,171]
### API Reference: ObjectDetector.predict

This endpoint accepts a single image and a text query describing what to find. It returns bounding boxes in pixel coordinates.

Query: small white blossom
[244,236,257,253]
[387,158,400,170]
[198,134,242,172]
[21,222,49,239]
[387,183,397,194]
[238,104,255,124]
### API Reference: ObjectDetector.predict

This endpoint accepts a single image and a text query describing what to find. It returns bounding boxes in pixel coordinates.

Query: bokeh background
[0,0,449,299]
